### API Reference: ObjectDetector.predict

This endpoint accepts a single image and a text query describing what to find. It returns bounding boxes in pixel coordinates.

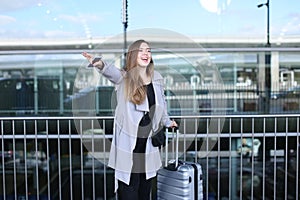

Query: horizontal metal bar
[1,47,300,55]
[0,113,299,120]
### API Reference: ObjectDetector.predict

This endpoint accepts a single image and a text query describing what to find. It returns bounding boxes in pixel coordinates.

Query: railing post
[231,139,238,200]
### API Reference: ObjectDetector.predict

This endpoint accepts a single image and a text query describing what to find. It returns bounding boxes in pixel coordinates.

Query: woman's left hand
[82,52,104,69]
[170,120,178,128]
[82,52,93,63]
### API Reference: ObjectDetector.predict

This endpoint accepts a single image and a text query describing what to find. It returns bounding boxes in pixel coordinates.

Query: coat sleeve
[95,61,124,85]
[161,86,173,127]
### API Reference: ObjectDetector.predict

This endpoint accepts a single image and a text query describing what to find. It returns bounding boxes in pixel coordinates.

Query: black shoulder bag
[151,126,167,147]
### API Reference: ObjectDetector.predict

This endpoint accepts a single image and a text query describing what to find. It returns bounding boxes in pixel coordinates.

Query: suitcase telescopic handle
[164,127,168,167]
[165,127,179,168]
[175,127,179,168]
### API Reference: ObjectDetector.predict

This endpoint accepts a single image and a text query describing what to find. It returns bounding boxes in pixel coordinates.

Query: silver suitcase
[157,128,203,200]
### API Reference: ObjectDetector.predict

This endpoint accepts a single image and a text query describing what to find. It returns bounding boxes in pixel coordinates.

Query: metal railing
[0,114,299,200]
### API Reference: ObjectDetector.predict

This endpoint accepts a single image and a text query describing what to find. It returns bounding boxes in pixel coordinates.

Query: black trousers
[117,173,153,200]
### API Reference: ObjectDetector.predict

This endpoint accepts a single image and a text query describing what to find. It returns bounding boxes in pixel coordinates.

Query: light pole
[257,0,271,114]
[257,0,272,161]
[122,0,128,66]
[257,0,270,47]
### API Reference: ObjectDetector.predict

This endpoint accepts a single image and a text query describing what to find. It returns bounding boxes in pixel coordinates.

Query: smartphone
[87,56,102,68]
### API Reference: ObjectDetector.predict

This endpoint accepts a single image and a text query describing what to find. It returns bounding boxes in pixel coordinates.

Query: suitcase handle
[165,127,179,168]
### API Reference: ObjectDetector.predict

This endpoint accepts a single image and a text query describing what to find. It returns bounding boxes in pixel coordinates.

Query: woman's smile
[137,42,151,67]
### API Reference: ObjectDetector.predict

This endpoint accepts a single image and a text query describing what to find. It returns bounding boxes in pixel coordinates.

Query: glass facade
[1,47,300,116]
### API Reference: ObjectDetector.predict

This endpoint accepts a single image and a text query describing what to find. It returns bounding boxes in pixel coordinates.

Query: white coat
[96,62,173,192]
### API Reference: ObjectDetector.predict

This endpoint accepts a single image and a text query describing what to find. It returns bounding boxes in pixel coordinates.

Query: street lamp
[257,0,270,47]
[122,0,128,66]
[257,0,271,114]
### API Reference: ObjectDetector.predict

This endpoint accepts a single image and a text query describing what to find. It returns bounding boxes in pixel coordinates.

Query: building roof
[0,35,299,52]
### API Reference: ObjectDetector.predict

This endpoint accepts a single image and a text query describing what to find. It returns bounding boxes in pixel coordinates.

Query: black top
[133,82,155,153]
[138,82,155,128]
[132,82,156,172]
[146,82,155,111]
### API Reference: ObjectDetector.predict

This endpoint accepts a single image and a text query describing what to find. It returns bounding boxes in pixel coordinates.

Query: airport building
[1,35,300,116]
[1,35,300,199]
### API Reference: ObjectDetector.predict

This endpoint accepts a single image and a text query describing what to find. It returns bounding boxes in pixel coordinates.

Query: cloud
[0,29,79,39]
[287,12,300,19]
[199,0,232,14]
[59,13,102,24]
[239,24,262,35]
[280,14,300,36]
[0,15,16,25]
[44,30,78,38]
[0,0,37,12]
[59,14,80,24]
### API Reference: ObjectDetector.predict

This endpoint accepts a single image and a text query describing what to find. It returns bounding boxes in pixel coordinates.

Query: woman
[82,39,177,200]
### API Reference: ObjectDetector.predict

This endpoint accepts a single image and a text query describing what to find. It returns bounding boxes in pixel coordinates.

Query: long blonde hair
[123,40,154,105]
